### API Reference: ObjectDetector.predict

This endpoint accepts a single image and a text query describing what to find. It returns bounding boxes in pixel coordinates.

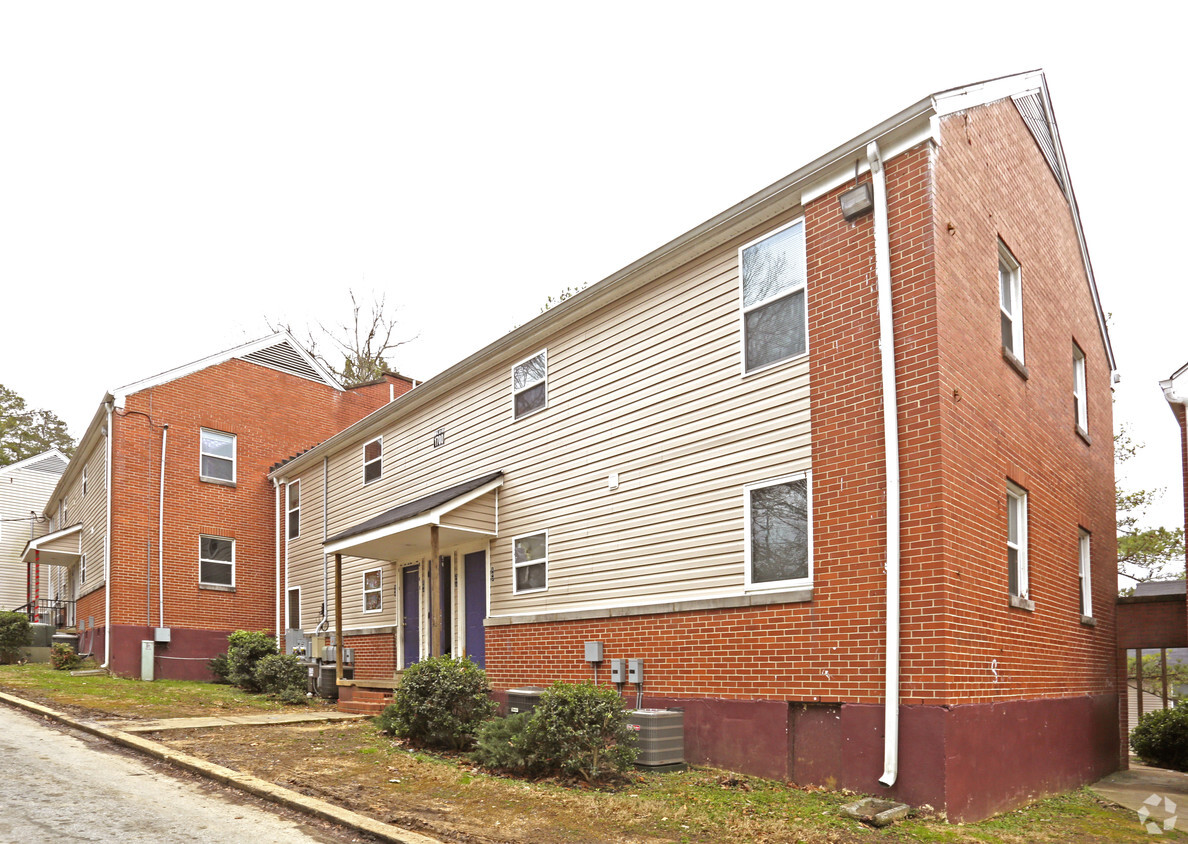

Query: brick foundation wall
[344,632,396,680]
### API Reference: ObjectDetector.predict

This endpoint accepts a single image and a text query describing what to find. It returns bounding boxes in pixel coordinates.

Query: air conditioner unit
[506,687,546,715]
[627,709,685,769]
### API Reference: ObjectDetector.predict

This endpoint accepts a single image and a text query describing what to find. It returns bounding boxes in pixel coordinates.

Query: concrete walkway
[1092,759,1188,833]
[95,709,365,733]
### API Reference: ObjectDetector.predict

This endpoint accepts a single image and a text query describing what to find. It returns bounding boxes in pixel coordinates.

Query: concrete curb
[0,692,442,844]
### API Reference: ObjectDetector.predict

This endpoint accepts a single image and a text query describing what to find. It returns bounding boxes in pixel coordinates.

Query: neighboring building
[270,71,1116,821]
[22,332,412,679]
[0,449,68,611]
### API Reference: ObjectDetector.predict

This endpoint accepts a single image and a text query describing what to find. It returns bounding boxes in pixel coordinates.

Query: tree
[270,289,412,387]
[539,283,588,314]
[0,385,75,466]
[1117,427,1186,589]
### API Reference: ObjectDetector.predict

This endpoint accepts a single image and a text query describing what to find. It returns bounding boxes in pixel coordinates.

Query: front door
[464,551,487,668]
[402,566,420,668]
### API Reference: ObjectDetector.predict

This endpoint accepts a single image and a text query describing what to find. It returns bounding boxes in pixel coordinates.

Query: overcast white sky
[2,3,1186,538]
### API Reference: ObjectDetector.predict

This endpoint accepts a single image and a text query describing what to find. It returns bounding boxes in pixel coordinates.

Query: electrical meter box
[609,658,626,683]
[628,658,644,684]
[584,641,604,663]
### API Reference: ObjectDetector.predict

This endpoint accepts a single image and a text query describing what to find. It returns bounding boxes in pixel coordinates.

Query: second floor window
[1073,344,1088,434]
[200,429,236,483]
[998,241,1024,362]
[287,481,300,540]
[513,351,547,419]
[363,437,383,484]
[741,219,808,373]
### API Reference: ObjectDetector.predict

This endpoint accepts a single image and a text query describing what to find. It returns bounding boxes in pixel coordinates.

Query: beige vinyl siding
[289,209,812,622]
[0,460,66,610]
[74,445,106,595]
[440,493,497,533]
[285,463,326,635]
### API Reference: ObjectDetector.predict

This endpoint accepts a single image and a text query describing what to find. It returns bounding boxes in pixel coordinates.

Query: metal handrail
[12,599,76,629]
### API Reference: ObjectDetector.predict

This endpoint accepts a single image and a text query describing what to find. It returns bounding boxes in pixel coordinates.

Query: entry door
[464,551,487,668]
[402,566,420,668]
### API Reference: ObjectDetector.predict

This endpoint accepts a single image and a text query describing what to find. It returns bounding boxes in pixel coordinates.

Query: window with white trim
[363,568,382,612]
[199,535,235,587]
[1079,529,1092,618]
[998,241,1023,362]
[746,473,812,588]
[512,531,547,593]
[1073,344,1088,434]
[513,350,547,419]
[82,464,87,496]
[80,553,86,586]
[1007,483,1028,600]
[741,219,808,373]
[200,429,236,483]
[363,437,383,484]
[287,587,301,629]
[287,480,300,540]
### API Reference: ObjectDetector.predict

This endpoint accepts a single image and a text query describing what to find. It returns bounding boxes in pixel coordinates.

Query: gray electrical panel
[628,658,644,684]
[609,658,626,683]
[584,641,604,663]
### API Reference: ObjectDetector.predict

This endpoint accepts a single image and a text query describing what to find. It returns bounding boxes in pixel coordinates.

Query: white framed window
[63,500,68,524]
[287,480,300,540]
[287,586,301,629]
[200,429,236,483]
[1079,529,1092,618]
[363,568,383,613]
[82,464,87,497]
[80,553,86,586]
[1073,344,1088,433]
[363,437,383,484]
[199,535,235,587]
[513,350,548,419]
[745,472,812,589]
[740,219,808,373]
[512,530,548,593]
[1007,482,1028,600]
[998,241,1023,362]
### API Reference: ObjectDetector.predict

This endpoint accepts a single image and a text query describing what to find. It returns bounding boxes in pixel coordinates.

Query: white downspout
[868,140,902,789]
[158,424,168,629]
[101,401,114,669]
[274,478,282,642]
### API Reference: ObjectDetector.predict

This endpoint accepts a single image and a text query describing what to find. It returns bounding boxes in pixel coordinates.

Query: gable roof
[272,70,1115,480]
[0,448,69,477]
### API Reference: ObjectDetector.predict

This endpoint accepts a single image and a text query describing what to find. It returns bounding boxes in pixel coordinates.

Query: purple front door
[402,566,419,669]
[464,551,486,668]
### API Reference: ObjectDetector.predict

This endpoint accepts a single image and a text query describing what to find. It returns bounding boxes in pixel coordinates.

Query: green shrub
[1131,705,1188,771]
[377,654,495,750]
[254,653,308,701]
[0,611,32,664]
[49,642,82,671]
[471,712,533,772]
[225,630,278,692]
[207,652,232,684]
[521,682,637,782]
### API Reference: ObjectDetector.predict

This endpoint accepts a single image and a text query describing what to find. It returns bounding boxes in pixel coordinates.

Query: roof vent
[238,340,325,384]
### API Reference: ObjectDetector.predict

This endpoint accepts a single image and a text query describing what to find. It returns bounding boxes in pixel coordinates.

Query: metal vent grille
[238,341,326,384]
[27,454,68,474]
[1012,92,1066,196]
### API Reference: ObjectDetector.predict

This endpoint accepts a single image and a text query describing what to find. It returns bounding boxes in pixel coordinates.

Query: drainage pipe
[158,424,168,629]
[274,477,282,641]
[101,401,114,669]
[867,140,902,789]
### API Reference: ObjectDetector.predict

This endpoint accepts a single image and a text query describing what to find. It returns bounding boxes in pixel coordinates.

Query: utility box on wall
[609,659,626,683]
[140,640,155,682]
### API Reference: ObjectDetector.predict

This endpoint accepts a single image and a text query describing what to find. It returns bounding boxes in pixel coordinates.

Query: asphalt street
[0,703,351,843]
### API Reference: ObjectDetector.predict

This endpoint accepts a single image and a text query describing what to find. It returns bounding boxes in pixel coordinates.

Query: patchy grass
[0,662,333,719]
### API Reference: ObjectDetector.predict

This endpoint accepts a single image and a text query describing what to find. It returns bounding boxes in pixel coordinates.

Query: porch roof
[324,471,503,561]
[21,523,83,567]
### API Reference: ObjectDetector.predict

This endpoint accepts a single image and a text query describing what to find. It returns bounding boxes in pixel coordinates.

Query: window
[741,219,808,373]
[287,587,301,629]
[512,531,547,593]
[1079,529,1092,618]
[363,568,382,612]
[82,464,87,496]
[63,500,68,525]
[80,553,86,586]
[746,473,812,588]
[1073,344,1088,434]
[363,437,383,484]
[200,429,236,483]
[998,241,1023,361]
[1006,483,1028,601]
[199,535,235,587]
[287,481,300,540]
[513,350,547,419]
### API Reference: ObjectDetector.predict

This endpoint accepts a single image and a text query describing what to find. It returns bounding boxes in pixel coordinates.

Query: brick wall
[344,631,397,680]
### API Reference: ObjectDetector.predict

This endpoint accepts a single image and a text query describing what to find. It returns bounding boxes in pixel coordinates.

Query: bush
[253,653,308,702]
[0,611,32,664]
[49,642,83,671]
[225,630,278,692]
[207,652,231,684]
[377,654,495,750]
[521,682,637,782]
[1131,705,1188,771]
[471,712,533,772]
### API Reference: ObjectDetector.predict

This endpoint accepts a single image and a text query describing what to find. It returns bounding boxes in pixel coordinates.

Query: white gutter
[102,401,114,669]
[867,140,902,789]
[158,424,168,629]
[274,478,282,641]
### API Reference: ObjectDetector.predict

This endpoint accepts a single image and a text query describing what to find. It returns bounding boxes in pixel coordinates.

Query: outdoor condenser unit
[627,709,685,768]
[506,687,545,714]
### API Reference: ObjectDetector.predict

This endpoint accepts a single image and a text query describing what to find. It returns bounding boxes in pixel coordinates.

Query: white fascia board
[800,118,935,205]
[0,448,69,476]
[932,70,1045,117]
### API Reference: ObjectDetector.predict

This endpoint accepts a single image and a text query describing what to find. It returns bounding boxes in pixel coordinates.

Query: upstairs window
[1079,529,1092,618]
[287,480,300,540]
[363,437,383,484]
[746,473,812,588]
[513,350,548,419]
[1007,483,1028,601]
[512,531,548,593]
[741,219,808,373]
[1073,344,1088,434]
[998,241,1024,362]
[82,464,87,496]
[200,429,236,483]
[199,535,235,587]
[80,553,86,585]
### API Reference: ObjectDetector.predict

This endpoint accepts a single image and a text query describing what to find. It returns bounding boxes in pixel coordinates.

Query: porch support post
[1162,648,1169,709]
[429,525,442,657]
[335,553,344,684]
[1137,648,1144,720]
